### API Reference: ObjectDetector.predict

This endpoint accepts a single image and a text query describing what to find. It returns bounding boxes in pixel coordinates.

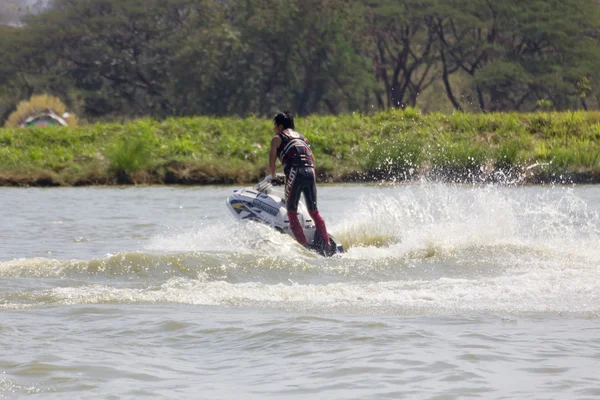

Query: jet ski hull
[226,183,343,256]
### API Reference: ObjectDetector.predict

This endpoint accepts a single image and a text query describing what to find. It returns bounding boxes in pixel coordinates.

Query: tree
[433,0,600,111]
[233,0,374,115]
[21,0,226,119]
[2,0,599,120]
[364,0,439,109]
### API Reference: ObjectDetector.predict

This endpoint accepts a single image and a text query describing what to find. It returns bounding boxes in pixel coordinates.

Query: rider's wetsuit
[276,129,330,249]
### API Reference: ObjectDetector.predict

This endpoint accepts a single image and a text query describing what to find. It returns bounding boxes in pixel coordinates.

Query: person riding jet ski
[267,111,333,255]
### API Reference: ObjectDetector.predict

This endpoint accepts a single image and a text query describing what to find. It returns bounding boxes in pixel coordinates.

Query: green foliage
[3,0,599,122]
[363,136,424,179]
[536,138,600,173]
[106,127,155,182]
[577,77,592,100]
[2,110,600,185]
[494,140,527,171]
[435,0,600,112]
[430,140,488,179]
[536,100,553,111]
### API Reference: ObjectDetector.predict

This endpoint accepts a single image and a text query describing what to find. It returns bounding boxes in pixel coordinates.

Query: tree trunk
[440,51,463,111]
[476,83,486,112]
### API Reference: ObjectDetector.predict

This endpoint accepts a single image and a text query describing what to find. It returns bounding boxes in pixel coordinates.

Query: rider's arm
[269,135,282,178]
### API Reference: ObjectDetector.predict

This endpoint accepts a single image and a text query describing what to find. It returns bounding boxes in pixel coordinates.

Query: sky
[0,0,50,25]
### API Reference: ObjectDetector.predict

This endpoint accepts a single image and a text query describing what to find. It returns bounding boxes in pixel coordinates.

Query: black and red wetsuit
[276,129,330,248]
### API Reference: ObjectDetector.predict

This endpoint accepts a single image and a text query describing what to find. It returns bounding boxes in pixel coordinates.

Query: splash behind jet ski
[226,175,344,257]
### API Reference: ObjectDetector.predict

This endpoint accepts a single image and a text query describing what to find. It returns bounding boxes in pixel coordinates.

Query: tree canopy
[1,0,599,122]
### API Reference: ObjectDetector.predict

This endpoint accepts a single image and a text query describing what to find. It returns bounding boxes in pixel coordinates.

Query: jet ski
[226,174,344,257]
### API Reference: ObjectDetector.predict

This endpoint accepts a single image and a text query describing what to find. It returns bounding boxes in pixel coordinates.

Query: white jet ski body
[226,176,344,256]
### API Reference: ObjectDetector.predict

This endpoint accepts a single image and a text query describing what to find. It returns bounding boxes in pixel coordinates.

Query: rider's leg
[285,168,308,247]
[287,210,308,247]
[308,209,330,247]
[303,168,330,247]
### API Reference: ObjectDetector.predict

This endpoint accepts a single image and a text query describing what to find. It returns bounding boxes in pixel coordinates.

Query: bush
[5,94,79,128]
[363,135,423,180]
[2,110,600,185]
[106,130,154,183]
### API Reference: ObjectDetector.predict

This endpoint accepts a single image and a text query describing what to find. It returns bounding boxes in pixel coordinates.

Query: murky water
[1,183,600,399]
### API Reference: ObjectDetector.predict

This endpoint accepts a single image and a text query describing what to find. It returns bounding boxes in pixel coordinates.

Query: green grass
[106,132,154,183]
[2,109,600,185]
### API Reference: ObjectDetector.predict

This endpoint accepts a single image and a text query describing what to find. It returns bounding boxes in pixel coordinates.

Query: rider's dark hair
[273,110,295,130]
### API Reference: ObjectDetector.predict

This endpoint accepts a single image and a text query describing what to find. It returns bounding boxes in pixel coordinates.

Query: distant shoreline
[2,109,600,187]
[1,171,599,187]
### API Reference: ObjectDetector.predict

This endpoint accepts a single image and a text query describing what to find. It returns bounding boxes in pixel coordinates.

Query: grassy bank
[1,109,600,186]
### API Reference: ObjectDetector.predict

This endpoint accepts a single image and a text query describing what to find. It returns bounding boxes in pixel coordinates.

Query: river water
[1,183,599,399]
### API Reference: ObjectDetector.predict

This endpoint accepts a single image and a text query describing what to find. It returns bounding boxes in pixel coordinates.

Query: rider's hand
[272,176,284,186]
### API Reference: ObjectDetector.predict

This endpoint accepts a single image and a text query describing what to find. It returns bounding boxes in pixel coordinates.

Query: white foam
[5,183,591,315]
[333,183,600,262]
[145,219,310,258]
[6,267,597,314]
[0,258,87,278]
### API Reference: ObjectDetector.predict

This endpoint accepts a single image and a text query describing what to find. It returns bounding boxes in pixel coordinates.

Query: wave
[336,183,600,259]
[2,269,600,315]
[2,183,600,315]
[0,252,321,282]
[2,184,600,282]
[1,236,589,283]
